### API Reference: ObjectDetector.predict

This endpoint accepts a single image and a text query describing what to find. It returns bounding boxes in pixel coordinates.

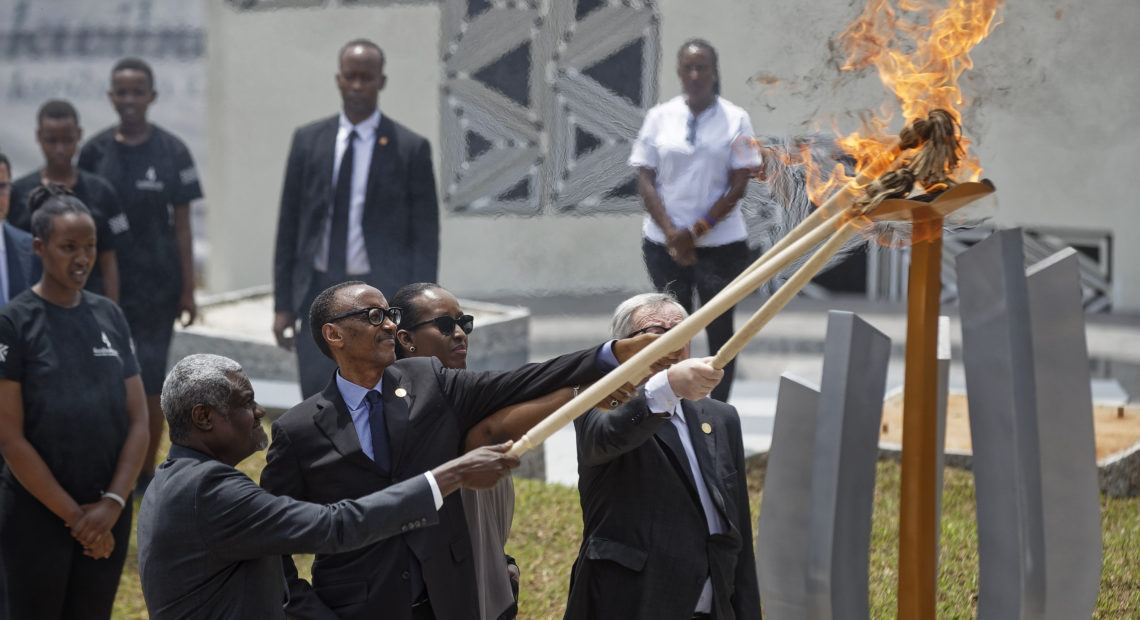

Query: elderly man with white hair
[136,353,519,620]
[566,292,761,620]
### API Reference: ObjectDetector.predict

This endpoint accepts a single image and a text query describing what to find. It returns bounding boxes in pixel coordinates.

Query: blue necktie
[365,390,390,471]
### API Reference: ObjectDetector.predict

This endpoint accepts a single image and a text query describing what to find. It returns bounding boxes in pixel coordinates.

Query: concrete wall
[206,1,1140,310]
[671,0,1140,309]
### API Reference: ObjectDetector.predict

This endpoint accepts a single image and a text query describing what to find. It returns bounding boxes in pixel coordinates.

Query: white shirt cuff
[424,472,444,510]
[643,370,681,415]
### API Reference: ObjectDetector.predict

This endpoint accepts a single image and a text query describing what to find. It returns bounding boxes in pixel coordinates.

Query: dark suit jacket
[260,346,607,620]
[137,444,437,620]
[3,222,40,301]
[273,114,439,314]
[566,396,762,620]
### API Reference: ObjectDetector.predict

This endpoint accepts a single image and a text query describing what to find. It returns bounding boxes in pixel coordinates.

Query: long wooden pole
[507,209,850,458]
[725,141,902,291]
[897,217,944,620]
[712,221,861,369]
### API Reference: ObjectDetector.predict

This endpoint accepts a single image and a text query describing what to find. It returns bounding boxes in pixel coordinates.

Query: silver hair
[161,354,244,444]
[610,292,688,339]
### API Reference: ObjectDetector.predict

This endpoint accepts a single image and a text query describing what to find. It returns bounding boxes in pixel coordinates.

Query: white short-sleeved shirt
[629,95,761,247]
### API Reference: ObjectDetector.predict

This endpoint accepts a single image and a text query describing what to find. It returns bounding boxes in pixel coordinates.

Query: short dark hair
[390,282,444,358]
[677,38,720,96]
[338,39,384,67]
[0,152,9,175]
[309,280,368,359]
[28,183,92,240]
[112,57,155,89]
[37,99,79,128]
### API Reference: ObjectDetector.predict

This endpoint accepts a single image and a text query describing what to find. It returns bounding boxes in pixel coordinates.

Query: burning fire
[760,0,1004,209]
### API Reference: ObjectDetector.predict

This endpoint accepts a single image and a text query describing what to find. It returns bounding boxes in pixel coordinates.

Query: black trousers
[295,270,356,398]
[642,238,750,402]
[0,480,131,619]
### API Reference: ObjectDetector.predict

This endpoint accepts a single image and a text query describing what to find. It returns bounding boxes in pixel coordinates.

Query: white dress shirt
[335,370,443,509]
[629,95,761,248]
[643,370,727,613]
[315,109,381,275]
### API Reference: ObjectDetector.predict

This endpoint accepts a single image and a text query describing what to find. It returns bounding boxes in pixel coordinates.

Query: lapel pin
[394,387,407,398]
[701,422,712,435]
[379,136,388,146]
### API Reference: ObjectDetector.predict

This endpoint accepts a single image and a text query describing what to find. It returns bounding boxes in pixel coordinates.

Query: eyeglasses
[686,116,698,145]
[327,306,403,327]
[627,324,673,337]
[405,314,474,336]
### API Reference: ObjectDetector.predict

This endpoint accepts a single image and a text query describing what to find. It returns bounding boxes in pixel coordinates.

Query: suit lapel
[364,115,394,210]
[316,117,339,203]
[682,400,735,531]
[654,419,702,507]
[382,364,413,473]
[312,381,383,474]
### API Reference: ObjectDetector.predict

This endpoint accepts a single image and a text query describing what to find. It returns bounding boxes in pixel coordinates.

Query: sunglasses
[627,324,673,337]
[405,314,474,336]
[327,306,403,327]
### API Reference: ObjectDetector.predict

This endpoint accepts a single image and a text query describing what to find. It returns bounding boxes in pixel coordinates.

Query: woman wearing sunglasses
[391,283,661,620]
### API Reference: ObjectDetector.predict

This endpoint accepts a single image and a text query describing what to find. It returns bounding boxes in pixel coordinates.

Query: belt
[691,614,712,620]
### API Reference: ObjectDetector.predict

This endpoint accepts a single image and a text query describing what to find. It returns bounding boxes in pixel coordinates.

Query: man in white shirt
[272,39,440,397]
[566,292,762,620]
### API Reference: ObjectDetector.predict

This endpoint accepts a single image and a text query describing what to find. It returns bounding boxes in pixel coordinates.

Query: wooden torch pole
[897,217,944,619]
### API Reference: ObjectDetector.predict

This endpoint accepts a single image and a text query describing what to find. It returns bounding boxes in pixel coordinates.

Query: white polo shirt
[629,95,761,247]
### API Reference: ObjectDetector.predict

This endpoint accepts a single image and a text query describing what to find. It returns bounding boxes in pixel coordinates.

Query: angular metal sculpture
[755,375,821,618]
[805,311,892,620]
[957,228,1047,620]
[1026,248,1102,620]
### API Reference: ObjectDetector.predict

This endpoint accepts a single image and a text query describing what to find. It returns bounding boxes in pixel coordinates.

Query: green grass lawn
[112,430,1140,618]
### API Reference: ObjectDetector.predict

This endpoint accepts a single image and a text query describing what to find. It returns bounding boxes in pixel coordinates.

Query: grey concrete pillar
[957,228,1047,620]
[1026,248,1102,620]
[805,311,892,620]
[755,374,821,619]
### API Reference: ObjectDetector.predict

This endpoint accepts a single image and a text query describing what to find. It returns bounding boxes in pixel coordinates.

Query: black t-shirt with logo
[0,290,139,502]
[9,169,131,296]
[78,125,203,314]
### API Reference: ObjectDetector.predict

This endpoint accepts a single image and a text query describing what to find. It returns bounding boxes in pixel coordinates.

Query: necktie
[327,130,356,275]
[365,389,390,471]
[366,389,426,600]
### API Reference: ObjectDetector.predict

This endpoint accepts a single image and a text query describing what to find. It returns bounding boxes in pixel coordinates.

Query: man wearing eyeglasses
[565,292,762,620]
[261,281,651,620]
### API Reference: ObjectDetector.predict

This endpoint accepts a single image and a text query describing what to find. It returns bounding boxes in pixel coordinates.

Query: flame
[835,0,1003,185]
[756,0,1003,208]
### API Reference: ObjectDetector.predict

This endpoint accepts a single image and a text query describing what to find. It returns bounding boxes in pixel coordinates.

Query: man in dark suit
[138,353,520,620]
[566,293,762,620]
[273,39,439,397]
[0,154,41,306]
[261,281,645,620]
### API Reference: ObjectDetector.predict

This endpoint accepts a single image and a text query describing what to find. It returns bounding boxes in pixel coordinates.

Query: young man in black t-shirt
[78,57,202,492]
[10,100,129,300]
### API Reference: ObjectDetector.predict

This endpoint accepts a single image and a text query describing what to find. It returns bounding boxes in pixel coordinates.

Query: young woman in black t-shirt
[0,185,148,619]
